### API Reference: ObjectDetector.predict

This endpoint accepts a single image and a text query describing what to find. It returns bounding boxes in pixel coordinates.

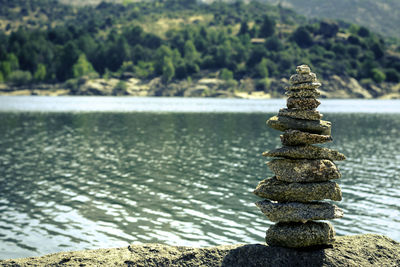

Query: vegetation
[0,0,399,89]
[261,0,400,38]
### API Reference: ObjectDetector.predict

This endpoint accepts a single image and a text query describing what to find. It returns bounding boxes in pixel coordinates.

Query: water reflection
[0,112,399,259]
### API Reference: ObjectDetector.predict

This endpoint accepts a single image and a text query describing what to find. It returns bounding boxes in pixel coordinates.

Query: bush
[8,70,32,85]
[371,68,386,83]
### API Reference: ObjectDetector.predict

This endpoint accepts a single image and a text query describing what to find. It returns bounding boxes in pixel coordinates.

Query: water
[0,97,399,260]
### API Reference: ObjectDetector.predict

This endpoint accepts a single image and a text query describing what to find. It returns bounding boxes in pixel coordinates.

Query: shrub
[8,70,32,85]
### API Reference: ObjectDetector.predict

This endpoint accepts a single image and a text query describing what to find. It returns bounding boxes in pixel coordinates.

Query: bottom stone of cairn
[266,221,335,248]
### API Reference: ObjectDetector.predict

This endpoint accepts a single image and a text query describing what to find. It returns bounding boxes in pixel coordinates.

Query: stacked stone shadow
[254,65,345,248]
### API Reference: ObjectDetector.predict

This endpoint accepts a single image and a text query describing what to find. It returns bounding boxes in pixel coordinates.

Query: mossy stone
[278,108,322,121]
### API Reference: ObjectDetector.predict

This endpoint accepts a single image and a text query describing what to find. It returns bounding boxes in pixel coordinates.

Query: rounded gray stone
[266,221,335,248]
[280,130,333,146]
[253,177,342,202]
[263,145,345,161]
[255,200,344,223]
[267,115,331,135]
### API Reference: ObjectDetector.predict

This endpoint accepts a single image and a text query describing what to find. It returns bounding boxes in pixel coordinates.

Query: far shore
[1,75,399,99]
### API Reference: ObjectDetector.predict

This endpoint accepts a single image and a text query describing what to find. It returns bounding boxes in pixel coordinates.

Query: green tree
[220,68,233,80]
[292,26,313,48]
[259,15,275,38]
[0,71,4,82]
[371,68,386,83]
[8,70,32,85]
[72,54,98,78]
[34,63,46,81]
[162,56,174,83]
[255,58,269,78]
[183,40,199,63]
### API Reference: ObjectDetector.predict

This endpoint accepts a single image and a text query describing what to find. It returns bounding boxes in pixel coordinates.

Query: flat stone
[287,97,321,110]
[253,177,342,202]
[267,159,341,182]
[266,221,335,248]
[285,82,321,91]
[285,89,321,98]
[263,145,345,161]
[280,130,333,146]
[278,108,322,120]
[256,200,344,223]
[267,116,331,135]
[289,73,317,85]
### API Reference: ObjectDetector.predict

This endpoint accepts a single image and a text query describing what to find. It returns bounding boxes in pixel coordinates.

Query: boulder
[267,116,331,135]
[253,177,342,202]
[263,145,345,161]
[255,200,343,223]
[266,221,335,248]
[280,130,333,146]
[267,159,341,182]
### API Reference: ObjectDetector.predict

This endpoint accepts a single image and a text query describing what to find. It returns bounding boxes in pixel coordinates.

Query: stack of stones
[253,65,345,248]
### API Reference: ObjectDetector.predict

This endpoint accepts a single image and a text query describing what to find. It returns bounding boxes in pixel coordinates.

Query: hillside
[261,0,400,39]
[0,0,399,98]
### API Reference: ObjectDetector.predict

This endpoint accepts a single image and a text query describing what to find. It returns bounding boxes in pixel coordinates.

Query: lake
[0,97,399,260]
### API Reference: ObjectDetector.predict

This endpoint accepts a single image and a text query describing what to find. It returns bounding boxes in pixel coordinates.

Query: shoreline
[1,234,399,266]
[1,75,399,99]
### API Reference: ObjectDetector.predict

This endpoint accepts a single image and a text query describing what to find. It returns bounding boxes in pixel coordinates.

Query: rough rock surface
[285,82,322,91]
[289,73,317,85]
[285,88,321,98]
[2,235,399,267]
[278,108,322,120]
[253,177,342,202]
[267,159,341,183]
[255,200,343,223]
[287,97,321,110]
[280,130,333,146]
[266,221,335,248]
[263,145,345,161]
[267,116,331,135]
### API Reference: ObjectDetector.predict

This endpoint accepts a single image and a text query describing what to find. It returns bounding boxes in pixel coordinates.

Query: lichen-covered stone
[278,108,322,121]
[267,159,341,182]
[287,97,321,110]
[267,116,331,135]
[255,200,344,223]
[253,177,342,202]
[289,73,317,85]
[285,82,321,91]
[266,221,335,248]
[280,130,333,146]
[296,65,311,74]
[286,89,321,98]
[263,145,345,161]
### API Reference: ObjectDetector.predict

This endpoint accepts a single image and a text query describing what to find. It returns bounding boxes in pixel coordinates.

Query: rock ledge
[1,234,399,267]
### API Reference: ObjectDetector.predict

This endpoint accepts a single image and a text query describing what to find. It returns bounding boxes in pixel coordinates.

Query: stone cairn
[253,65,345,248]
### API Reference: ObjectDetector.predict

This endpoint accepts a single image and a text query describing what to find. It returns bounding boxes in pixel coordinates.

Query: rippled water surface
[0,98,399,259]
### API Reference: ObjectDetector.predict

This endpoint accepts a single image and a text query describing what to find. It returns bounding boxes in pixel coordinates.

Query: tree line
[0,0,399,87]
